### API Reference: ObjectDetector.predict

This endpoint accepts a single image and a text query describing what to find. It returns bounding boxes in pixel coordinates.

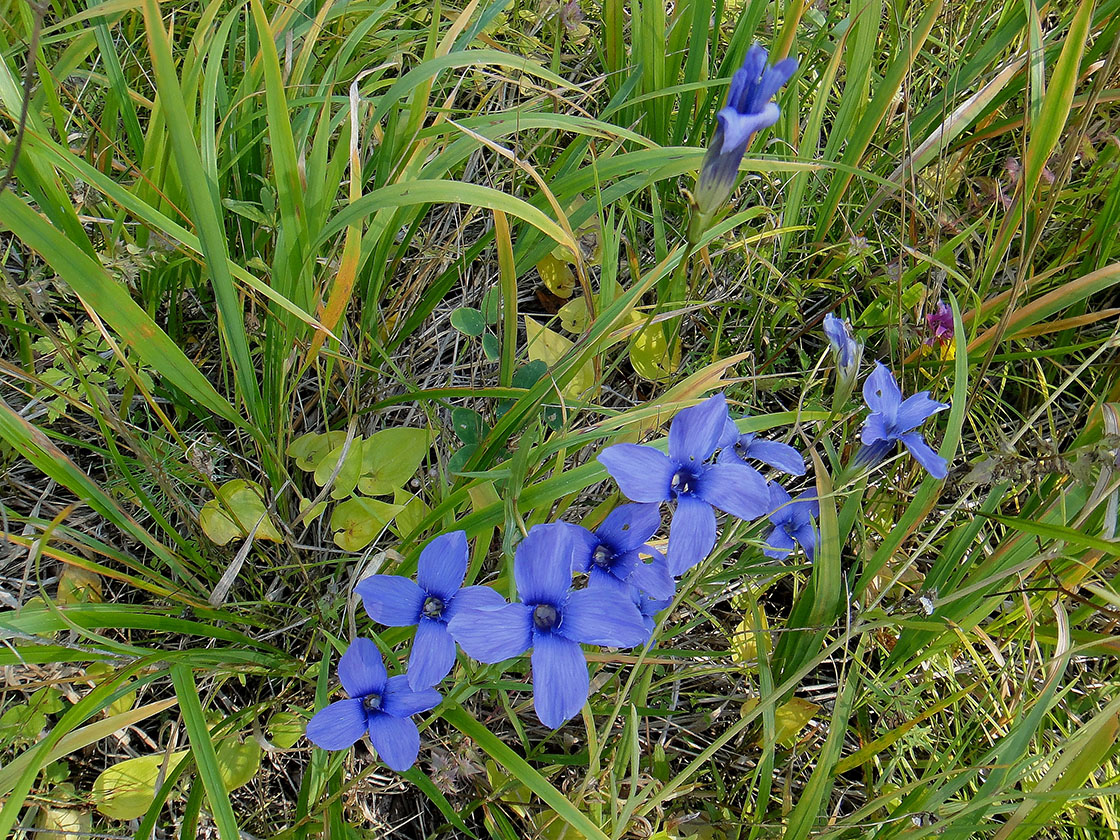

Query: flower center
[532,604,559,632]
[783,521,798,537]
[362,693,383,713]
[591,544,613,569]
[670,468,697,496]
[422,595,445,620]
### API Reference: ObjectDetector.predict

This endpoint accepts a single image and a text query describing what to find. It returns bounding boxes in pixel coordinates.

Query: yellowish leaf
[535,252,575,298]
[199,479,282,545]
[523,316,596,400]
[729,602,770,665]
[331,497,404,551]
[629,321,681,381]
[741,697,819,746]
[57,565,102,605]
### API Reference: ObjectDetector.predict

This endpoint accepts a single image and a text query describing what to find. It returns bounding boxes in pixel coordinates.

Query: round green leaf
[215,738,261,791]
[451,408,486,445]
[481,287,502,323]
[312,437,366,500]
[287,431,347,472]
[331,497,404,551]
[267,711,306,750]
[357,427,431,496]
[450,307,486,337]
[92,751,188,820]
[481,333,500,361]
[199,479,283,545]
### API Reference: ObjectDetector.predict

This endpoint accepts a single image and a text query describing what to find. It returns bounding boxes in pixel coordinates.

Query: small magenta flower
[693,44,798,225]
[717,417,805,476]
[447,523,647,729]
[925,301,954,345]
[598,393,770,575]
[857,363,950,478]
[763,484,819,561]
[305,638,441,771]
[564,504,674,600]
[356,531,505,690]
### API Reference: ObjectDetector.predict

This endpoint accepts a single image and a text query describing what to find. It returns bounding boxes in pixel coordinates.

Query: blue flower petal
[447,603,533,663]
[531,632,590,729]
[763,525,796,559]
[716,416,741,449]
[559,522,601,573]
[356,575,424,627]
[515,522,576,605]
[717,104,779,152]
[749,57,798,114]
[559,587,648,647]
[442,584,507,621]
[768,480,793,514]
[596,503,662,554]
[305,698,368,750]
[667,495,717,575]
[797,490,821,519]
[337,637,387,698]
[823,313,857,369]
[382,674,442,717]
[900,432,948,479]
[407,618,456,690]
[863,363,902,422]
[860,412,891,446]
[695,462,769,520]
[793,522,818,561]
[587,565,632,597]
[726,44,768,112]
[598,444,675,502]
[895,392,949,434]
[416,530,468,602]
[668,393,729,465]
[368,712,421,772]
[744,438,806,475]
[614,549,675,600]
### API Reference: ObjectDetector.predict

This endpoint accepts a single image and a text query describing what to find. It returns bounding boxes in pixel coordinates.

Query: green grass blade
[141,0,267,442]
[170,664,241,840]
[442,704,610,840]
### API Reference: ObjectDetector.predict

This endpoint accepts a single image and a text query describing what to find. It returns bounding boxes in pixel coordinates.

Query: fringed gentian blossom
[823,313,862,379]
[717,417,806,476]
[564,504,674,600]
[447,523,647,729]
[305,638,441,770]
[763,484,819,561]
[598,394,770,575]
[356,531,505,689]
[857,363,950,478]
[692,44,798,228]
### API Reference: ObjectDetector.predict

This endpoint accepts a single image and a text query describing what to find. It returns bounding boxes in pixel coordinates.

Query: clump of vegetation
[1,0,1119,837]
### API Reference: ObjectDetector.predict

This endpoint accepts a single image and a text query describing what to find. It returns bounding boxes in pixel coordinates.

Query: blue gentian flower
[823,313,862,379]
[857,363,949,478]
[356,531,505,690]
[693,44,798,222]
[763,483,819,561]
[446,523,648,729]
[717,417,805,476]
[305,638,441,771]
[598,393,770,575]
[563,504,674,600]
